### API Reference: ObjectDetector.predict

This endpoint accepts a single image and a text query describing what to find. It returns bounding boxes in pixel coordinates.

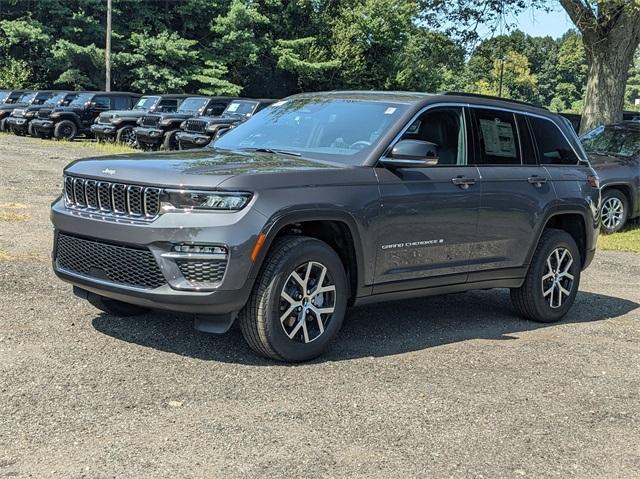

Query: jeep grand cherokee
[51,91,600,362]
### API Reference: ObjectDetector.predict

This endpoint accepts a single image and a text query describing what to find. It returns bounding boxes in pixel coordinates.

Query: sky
[479,6,575,39]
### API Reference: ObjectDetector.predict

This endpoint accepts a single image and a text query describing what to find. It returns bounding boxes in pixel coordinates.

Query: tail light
[587,175,600,188]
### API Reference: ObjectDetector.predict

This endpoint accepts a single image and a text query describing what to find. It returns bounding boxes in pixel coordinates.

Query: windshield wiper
[240,147,302,157]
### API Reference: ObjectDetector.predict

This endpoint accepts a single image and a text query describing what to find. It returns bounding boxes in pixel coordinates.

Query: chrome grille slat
[185,119,207,133]
[64,175,161,220]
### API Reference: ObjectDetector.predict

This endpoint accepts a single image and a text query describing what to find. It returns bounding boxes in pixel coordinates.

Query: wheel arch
[250,210,367,303]
[601,182,635,217]
[531,210,590,269]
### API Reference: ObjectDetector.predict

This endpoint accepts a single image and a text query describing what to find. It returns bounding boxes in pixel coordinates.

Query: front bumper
[30,119,54,135]
[5,117,30,133]
[176,131,213,148]
[90,124,117,138]
[134,127,164,144]
[50,198,267,316]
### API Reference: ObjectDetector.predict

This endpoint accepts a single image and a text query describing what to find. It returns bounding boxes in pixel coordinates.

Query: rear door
[468,107,557,275]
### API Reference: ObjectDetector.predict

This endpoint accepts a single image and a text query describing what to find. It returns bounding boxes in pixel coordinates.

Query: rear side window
[528,116,579,165]
[207,102,228,116]
[472,108,521,165]
[158,99,178,111]
[112,96,131,109]
[93,96,112,109]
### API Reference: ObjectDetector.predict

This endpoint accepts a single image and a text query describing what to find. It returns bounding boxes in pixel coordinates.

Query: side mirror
[380,140,439,168]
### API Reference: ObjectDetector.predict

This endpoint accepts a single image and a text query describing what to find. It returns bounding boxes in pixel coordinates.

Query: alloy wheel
[121,128,136,147]
[279,261,336,343]
[541,247,575,309]
[601,197,625,231]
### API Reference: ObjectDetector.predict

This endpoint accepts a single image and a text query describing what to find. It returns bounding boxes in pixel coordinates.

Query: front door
[373,106,481,292]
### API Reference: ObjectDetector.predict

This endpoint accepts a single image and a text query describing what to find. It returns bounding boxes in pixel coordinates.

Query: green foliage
[0,57,31,89]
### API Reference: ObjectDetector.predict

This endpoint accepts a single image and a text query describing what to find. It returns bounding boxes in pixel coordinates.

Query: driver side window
[401,107,467,166]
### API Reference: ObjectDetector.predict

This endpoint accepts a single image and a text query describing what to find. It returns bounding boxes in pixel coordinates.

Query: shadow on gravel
[92,289,638,365]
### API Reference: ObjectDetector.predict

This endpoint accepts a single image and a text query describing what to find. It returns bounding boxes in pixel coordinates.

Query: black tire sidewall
[263,241,348,362]
[116,125,136,145]
[601,189,628,234]
[162,130,179,150]
[528,231,581,322]
[55,120,77,140]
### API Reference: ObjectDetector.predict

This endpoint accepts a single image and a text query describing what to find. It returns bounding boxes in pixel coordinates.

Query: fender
[248,208,371,298]
[51,111,82,128]
[525,203,597,269]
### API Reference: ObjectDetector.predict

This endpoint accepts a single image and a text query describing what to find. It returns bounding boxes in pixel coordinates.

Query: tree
[559,0,640,132]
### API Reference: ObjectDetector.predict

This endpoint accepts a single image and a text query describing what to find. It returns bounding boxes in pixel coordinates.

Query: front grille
[177,260,227,286]
[56,233,165,289]
[64,175,161,219]
[37,109,51,119]
[141,115,159,127]
[98,113,112,124]
[184,119,207,133]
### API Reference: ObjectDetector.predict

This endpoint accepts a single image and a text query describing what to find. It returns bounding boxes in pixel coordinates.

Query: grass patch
[58,140,137,155]
[598,225,640,253]
[0,211,30,222]
[0,202,28,209]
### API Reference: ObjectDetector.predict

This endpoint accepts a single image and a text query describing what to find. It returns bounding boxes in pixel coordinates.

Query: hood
[587,152,640,168]
[101,109,145,118]
[157,112,197,121]
[63,148,346,189]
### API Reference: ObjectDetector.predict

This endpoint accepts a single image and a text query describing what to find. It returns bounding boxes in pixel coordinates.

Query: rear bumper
[134,127,164,144]
[176,131,212,148]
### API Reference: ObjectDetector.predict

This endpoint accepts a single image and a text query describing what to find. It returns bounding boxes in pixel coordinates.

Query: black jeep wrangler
[6,92,78,136]
[91,94,191,146]
[134,96,237,150]
[30,91,141,140]
[0,90,39,131]
[176,98,276,149]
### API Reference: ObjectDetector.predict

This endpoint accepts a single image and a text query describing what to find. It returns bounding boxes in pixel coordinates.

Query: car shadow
[91,289,638,366]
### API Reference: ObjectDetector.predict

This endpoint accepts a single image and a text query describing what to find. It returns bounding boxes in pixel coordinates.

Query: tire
[27,123,36,137]
[600,189,628,234]
[116,125,137,147]
[162,129,179,150]
[0,118,6,132]
[54,120,77,141]
[511,229,581,323]
[239,236,348,362]
[87,293,150,317]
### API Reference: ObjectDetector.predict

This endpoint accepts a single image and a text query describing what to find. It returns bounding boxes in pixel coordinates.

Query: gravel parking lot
[1,134,639,478]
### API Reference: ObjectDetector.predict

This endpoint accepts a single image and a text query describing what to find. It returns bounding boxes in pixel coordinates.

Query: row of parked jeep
[0,89,275,150]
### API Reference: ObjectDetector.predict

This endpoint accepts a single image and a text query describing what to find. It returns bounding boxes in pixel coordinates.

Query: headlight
[163,190,252,211]
[24,111,35,118]
[180,121,186,129]
[159,119,173,127]
[111,113,119,119]
[136,118,143,125]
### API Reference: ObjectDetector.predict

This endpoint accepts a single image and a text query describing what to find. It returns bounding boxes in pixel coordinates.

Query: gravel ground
[0,134,639,479]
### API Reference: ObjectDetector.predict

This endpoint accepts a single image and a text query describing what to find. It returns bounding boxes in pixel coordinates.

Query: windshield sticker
[384,107,397,115]
[227,103,240,112]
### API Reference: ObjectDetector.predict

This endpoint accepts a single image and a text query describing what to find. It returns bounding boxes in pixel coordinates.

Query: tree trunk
[580,46,633,134]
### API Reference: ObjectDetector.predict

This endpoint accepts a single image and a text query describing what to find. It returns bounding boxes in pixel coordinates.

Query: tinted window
[581,125,640,158]
[214,98,408,165]
[473,109,521,165]
[400,107,466,165]
[529,116,579,165]
[178,98,209,113]
[112,96,131,109]
[93,96,112,109]
[207,102,228,116]
[224,101,258,116]
[157,98,178,111]
[516,114,537,165]
[69,93,94,107]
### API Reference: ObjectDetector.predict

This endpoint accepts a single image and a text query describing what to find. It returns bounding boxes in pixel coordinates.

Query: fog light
[172,244,227,255]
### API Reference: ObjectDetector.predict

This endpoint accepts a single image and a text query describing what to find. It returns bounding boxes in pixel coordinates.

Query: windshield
[134,96,159,110]
[581,125,640,158]
[68,93,94,107]
[224,100,258,116]
[43,93,67,106]
[17,92,36,104]
[0,91,8,103]
[178,97,208,113]
[213,98,408,165]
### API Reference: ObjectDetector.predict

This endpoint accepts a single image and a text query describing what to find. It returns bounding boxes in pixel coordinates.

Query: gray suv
[51,91,601,362]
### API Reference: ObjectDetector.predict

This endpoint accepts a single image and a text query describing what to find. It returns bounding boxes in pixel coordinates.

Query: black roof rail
[440,91,549,110]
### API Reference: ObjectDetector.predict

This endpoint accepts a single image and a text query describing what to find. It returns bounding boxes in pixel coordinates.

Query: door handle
[527,176,548,187]
[451,177,476,189]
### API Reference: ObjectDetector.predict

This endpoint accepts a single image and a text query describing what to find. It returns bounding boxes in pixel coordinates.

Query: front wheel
[162,129,179,151]
[239,236,348,362]
[116,125,137,147]
[511,229,581,323]
[600,189,628,234]
[54,120,77,141]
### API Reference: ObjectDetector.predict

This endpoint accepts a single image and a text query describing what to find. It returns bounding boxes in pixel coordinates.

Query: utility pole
[105,0,112,91]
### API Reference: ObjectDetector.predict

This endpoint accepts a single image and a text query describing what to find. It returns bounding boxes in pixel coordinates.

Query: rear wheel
[0,118,6,132]
[116,125,137,147]
[600,189,628,234]
[54,120,77,141]
[239,236,348,362]
[27,123,36,137]
[87,293,150,317]
[511,229,581,323]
